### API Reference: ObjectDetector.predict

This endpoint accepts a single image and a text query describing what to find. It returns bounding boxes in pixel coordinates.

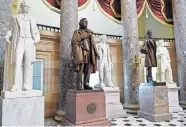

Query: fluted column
[172,0,186,109]
[55,0,78,121]
[0,0,12,90]
[121,0,140,113]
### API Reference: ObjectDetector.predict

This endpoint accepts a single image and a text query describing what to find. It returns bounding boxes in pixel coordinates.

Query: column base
[54,110,65,121]
[123,104,139,114]
[180,101,186,109]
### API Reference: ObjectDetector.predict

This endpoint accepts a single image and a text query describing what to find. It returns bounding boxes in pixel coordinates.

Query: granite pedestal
[61,90,110,126]
[0,90,44,126]
[138,82,172,122]
[167,84,183,112]
[104,87,126,119]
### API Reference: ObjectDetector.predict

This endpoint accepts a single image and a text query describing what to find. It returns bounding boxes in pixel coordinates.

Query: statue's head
[79,18,88,29]
[158,39,164,47]
[100,35,107,43]
[146,30,152,38]
[20,0,30,14]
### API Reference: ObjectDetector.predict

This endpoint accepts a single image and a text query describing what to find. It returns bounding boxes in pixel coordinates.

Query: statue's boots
[84,82,93,90]
[77,82,84,90]
[23,85,32,91]
[10,85,21,92]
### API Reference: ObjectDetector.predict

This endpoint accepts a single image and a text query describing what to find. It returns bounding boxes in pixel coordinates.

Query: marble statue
[156,40,174,84]
[5,0,40,92]
[140,30,157,82]
[95,35,114,89]
[71,18,100,90]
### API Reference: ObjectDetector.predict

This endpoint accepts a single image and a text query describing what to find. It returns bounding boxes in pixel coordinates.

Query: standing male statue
[5,0,40,92]
[71,18,100,90]
[96,35,114,89]
[156,40,174,84]
[140,30,157,82]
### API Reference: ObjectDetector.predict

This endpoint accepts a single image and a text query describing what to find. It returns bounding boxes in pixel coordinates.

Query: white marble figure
[5,0,40,92]
[156,40,174,84]
[96,35,114,89]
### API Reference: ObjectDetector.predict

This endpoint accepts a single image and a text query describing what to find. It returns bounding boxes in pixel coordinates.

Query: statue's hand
[97,54,100,60]
[140,49,147,54]
[34,39,38,44]
[6,39,11,44]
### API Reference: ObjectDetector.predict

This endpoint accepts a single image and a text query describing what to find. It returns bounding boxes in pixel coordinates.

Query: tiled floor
[45,110,186,126]
[110,110,186,126]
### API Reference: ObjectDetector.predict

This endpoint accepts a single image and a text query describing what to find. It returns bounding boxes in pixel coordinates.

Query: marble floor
[45,110,186,127]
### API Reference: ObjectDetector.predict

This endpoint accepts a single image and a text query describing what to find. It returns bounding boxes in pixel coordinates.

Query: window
[33,60,43,90]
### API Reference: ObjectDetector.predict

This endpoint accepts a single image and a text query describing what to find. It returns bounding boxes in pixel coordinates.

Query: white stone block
[104,87,126,119]
[167,86,183,113]
[0,96,44,126]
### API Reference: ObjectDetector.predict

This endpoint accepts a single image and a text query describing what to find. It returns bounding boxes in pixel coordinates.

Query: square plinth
[0,96,44,126]
[62,90,110,126]
[138,82,172,122]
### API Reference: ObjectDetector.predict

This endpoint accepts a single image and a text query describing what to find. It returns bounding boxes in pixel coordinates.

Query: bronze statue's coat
[71,28,98,73]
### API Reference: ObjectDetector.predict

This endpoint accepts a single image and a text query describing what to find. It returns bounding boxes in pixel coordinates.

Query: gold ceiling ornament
[42,0,60,13]
[110,0,121,18]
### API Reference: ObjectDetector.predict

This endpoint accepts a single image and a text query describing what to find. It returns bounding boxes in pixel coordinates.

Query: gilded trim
[110,0,121,18]
[95,0,122,24]
[137,0,146,18]
[161,0,173,22]
[42,0,61,13]
[146,2,173,28]
[56,0,60,6]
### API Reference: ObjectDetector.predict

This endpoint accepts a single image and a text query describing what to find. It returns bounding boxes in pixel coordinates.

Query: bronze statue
[71,18,100,90]
[140,30,157,82]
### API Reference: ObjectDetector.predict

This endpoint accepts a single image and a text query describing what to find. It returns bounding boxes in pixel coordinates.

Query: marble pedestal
[138,82,172,122]
[104,87,126,119]
[61,90,110,126]
[167,85,183,113]
[0,90,44,126]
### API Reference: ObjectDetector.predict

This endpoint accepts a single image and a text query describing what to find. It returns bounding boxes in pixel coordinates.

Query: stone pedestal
[138,82,172,122]
[167,85,183,112]
[104,87,126,119]
[0,90,44,126]
[61,90,110,126]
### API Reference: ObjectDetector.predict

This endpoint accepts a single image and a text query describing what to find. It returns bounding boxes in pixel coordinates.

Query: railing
[37,24,175,42]
[139,37,175,42]
[37,24,60,32]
